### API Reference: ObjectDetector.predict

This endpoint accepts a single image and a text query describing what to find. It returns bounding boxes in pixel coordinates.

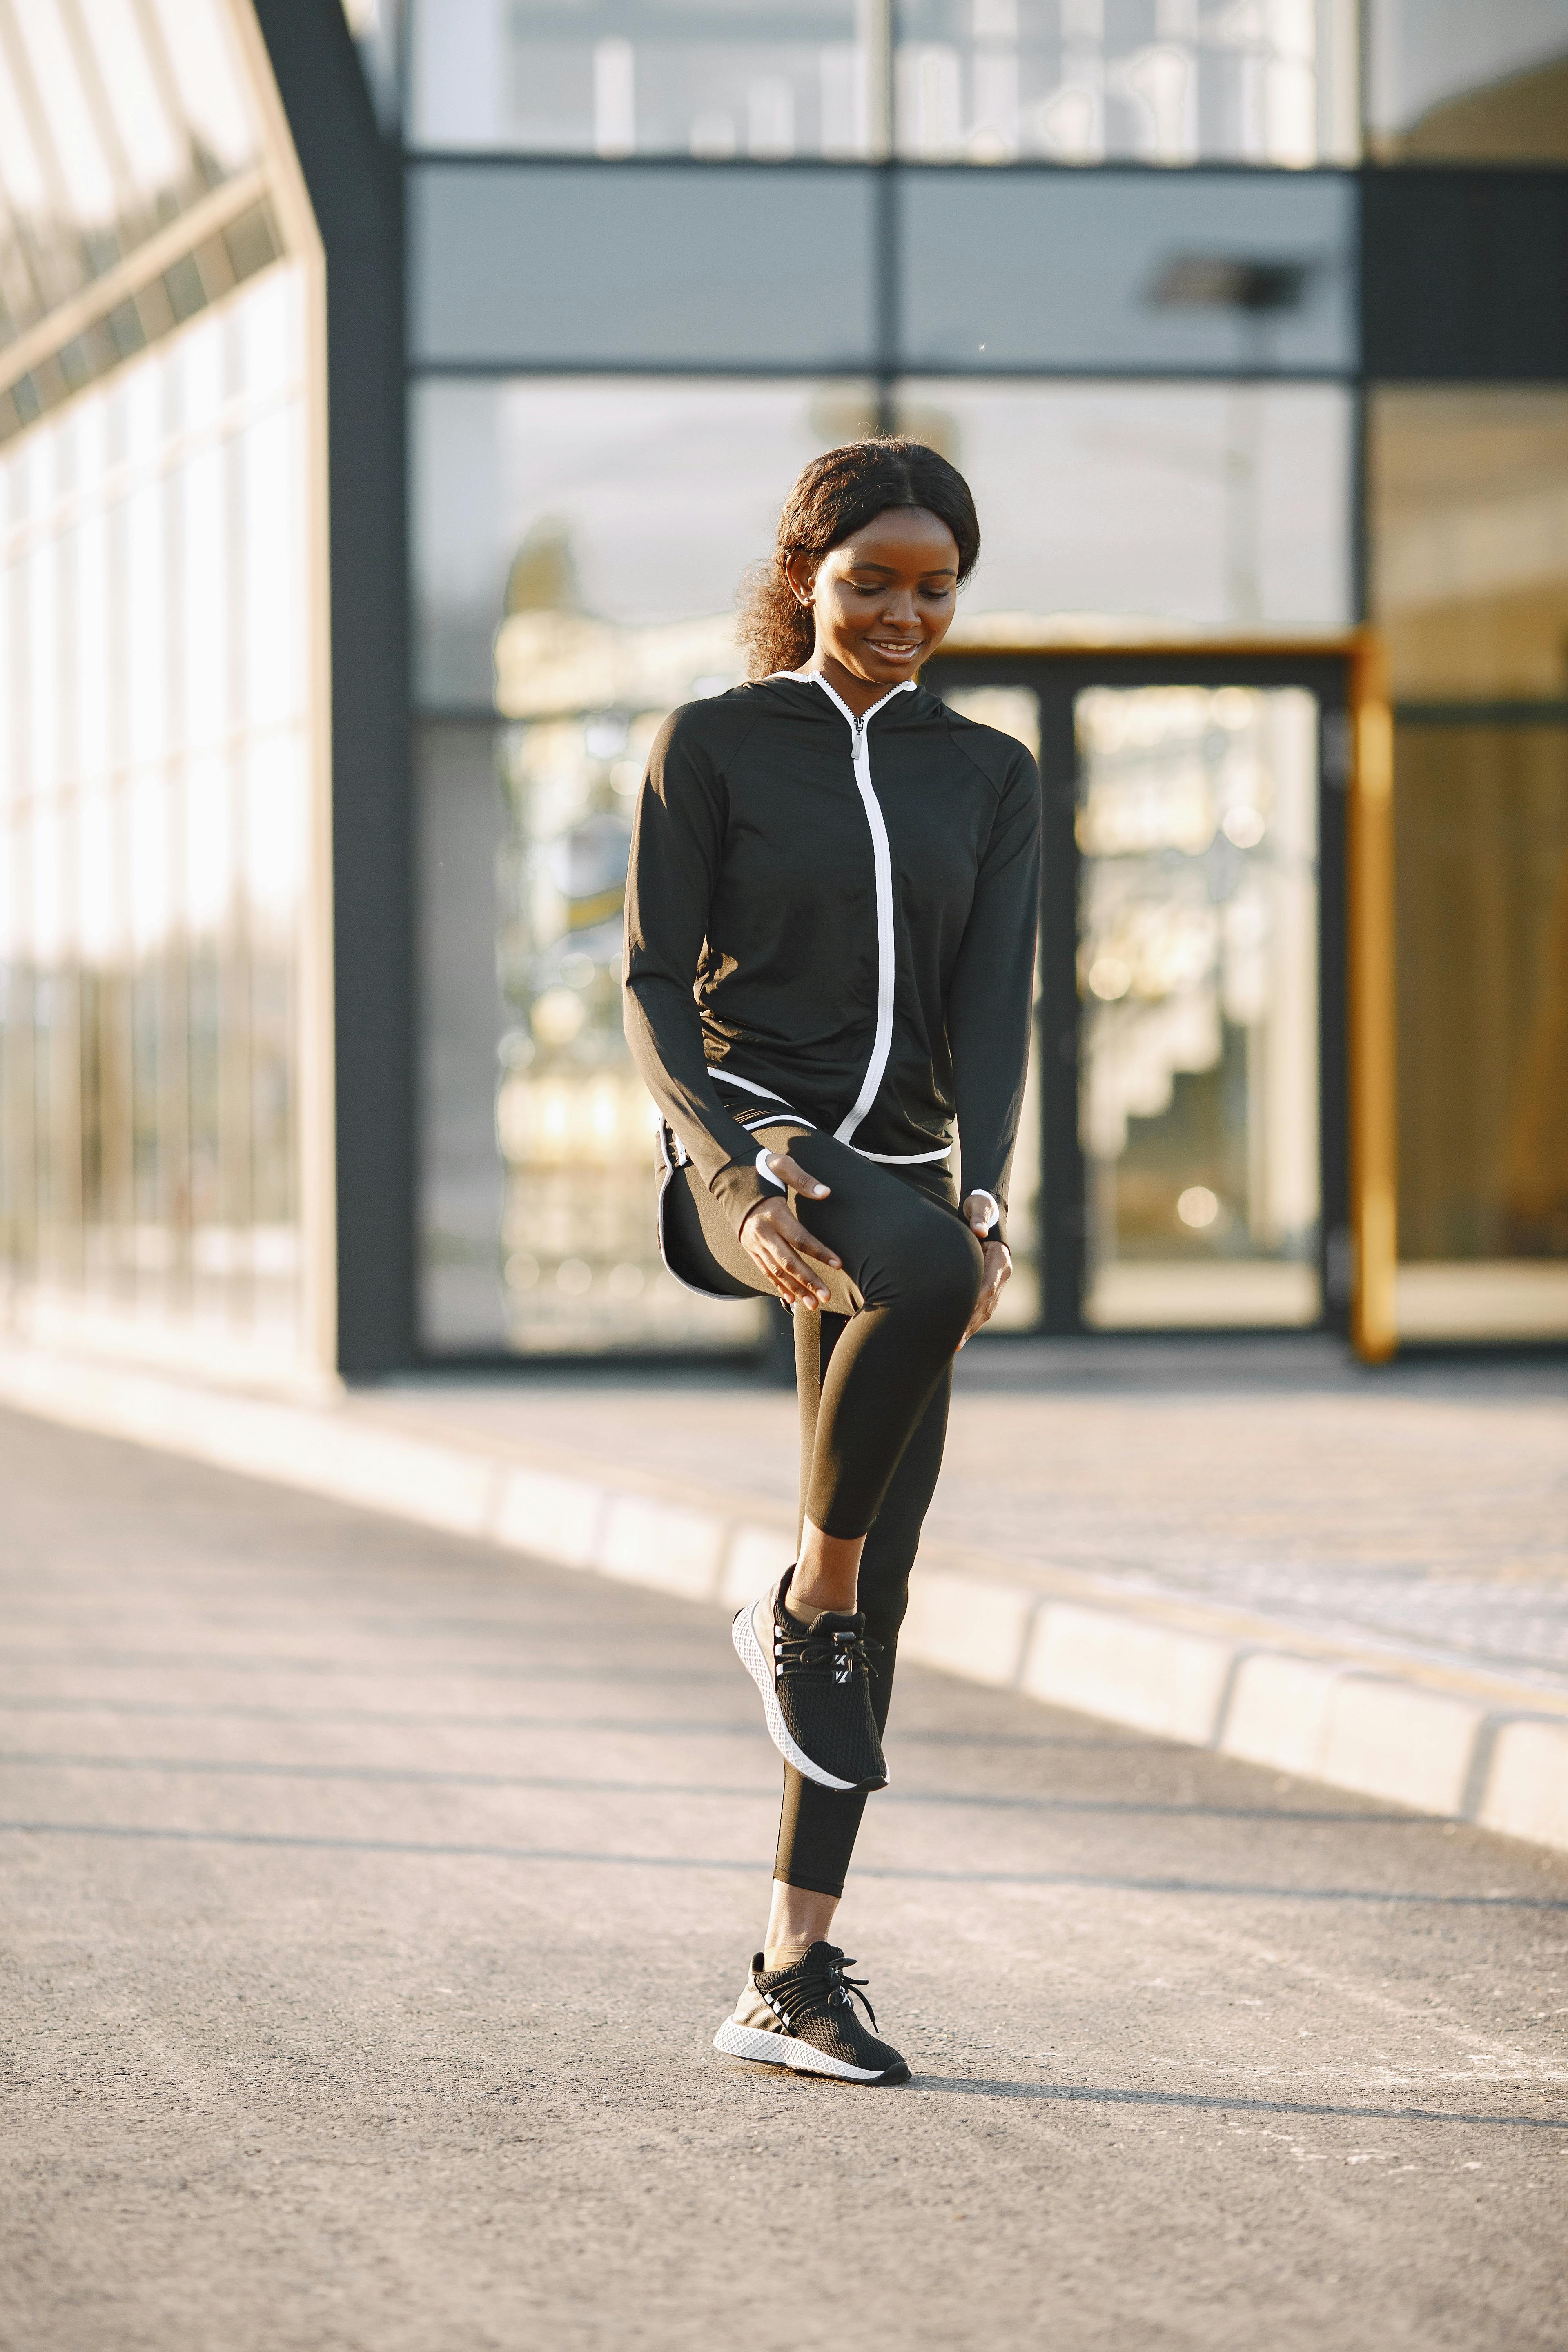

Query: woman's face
[788,506,961,689]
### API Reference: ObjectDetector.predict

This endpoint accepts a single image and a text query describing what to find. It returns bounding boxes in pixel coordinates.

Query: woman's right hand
[738,1153,840,1310]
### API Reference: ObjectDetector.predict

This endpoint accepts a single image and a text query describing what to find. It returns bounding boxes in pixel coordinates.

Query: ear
[782,550,816,609]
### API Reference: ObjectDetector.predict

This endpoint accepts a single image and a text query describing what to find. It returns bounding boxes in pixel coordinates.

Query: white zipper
[800,673,913,1145]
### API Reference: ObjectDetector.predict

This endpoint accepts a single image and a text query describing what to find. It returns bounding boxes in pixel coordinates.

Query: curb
[1,1341,1564,1857]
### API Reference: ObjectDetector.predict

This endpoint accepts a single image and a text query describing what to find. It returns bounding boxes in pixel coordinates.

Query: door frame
[926,635,1395,1363]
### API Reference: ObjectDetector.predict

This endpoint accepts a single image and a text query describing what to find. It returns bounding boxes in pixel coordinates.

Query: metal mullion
[405,359,1355,385]
[164,437,191,1317]
[874,164,897,429]
[53,524,85,1293]
[1395,701,1568,728]
[869,0,896,425]
[1033,679,1085,1335]
[223,414,254,1329]
[104,485,135,1301]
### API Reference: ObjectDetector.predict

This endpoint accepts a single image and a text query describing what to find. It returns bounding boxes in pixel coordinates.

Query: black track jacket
[623,670,1041,1243]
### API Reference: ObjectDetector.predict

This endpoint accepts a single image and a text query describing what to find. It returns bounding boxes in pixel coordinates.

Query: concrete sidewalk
[0,1334,1564,1855]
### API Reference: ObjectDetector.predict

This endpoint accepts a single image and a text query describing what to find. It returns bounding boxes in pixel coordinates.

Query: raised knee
[884,1216,981,1330]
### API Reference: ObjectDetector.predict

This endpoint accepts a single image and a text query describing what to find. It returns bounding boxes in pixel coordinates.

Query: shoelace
[774,1619,883,1689]
[770,1951,880,2033]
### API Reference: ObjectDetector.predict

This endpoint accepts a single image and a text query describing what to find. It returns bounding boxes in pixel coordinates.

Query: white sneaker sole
[731,1588,877,1793]
[712,2016,897,2083]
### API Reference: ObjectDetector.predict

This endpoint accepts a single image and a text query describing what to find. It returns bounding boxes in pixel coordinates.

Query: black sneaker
[732,1568,887,1793]
[713,1944,910,2085]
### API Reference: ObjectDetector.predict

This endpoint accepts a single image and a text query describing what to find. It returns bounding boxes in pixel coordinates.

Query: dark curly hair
[738,438,980,682]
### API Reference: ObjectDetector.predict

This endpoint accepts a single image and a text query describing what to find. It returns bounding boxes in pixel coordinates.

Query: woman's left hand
[958,1196,1011,1347]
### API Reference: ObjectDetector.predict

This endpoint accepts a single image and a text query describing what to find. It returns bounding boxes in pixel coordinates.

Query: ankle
[762,1938,817,1971]
[786,1568,855,1621]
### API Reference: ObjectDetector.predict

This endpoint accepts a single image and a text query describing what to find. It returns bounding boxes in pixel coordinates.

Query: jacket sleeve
[947,745,1042,1246]
[622,707,775,1237]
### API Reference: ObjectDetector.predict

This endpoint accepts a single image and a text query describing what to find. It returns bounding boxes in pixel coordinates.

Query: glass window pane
[143,0,256,180]
[928,681,1043,1332]
[1371,390,1568,702]
[1394,724,1568,1340]
[410,0,875,158]
[898,169,1356,374]
[412,375,879,1355]
[412,375,879,702]
[900,381,1351,639]
[1076,684,1321,1330]
[408,163,879,370]
[0,259,315,1377]
[895,0,1357,166]
[82,0,185,210]
[1368,0,1568,162]
[11,0,118,234]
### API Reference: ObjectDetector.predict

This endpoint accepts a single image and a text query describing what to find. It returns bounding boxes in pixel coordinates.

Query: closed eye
[850,582,954,599]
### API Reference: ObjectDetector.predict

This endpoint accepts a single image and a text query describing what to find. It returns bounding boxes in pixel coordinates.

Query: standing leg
[766,1314,953,1949]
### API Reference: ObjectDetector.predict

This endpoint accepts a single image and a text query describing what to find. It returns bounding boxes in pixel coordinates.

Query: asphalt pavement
[3,1407,1566,2352]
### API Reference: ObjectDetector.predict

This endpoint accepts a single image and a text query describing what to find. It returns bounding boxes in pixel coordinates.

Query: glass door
[1076,682,1321,1328]
[928,650,1349,1336]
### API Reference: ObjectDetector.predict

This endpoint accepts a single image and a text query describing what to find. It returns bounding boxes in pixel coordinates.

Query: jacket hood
[735,675,949,728]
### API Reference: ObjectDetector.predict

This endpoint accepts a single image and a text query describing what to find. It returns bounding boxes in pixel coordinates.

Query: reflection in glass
[413,377,879,1352]
[1076,685,1320,1328]
[494,706,762,1353]
[408,0,1357,163]
[898,381,1351,640]
[895,0,1355,165]
[938,685,1042,1331]
[410,0,875,157]
[0,0,272,443]
[1367,0,1568,161]
[1394,724,1568,1341]
[896,169,1355,376]
[1370,390,1568,702]
[0,267,313,1376]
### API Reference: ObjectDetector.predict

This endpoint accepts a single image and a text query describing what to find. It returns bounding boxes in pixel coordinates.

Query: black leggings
[666,1123,983,1897]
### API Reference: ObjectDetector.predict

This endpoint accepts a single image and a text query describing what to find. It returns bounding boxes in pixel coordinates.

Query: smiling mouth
[866,639,921,658]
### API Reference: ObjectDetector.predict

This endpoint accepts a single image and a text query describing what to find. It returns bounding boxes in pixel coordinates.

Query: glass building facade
[4,0,1566,1381]
[0,0,334,1384]
[404,0,1568,1361]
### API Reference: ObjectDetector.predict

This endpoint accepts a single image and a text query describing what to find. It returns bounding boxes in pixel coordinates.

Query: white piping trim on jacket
[854,1144,953,1163]
[739,1111,818,1136]
[709,1070,790,1103]
[772,668,915,1146]
[729,1082,945,1168]
[710,1068,951,1171]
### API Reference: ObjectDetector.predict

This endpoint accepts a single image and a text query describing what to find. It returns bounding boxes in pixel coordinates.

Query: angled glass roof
[0,0,287,445]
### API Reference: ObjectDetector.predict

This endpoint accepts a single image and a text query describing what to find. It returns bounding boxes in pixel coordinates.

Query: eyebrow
[846,561,958,579]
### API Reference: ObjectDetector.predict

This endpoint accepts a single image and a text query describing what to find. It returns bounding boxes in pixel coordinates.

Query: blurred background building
[1,0,1565,1385]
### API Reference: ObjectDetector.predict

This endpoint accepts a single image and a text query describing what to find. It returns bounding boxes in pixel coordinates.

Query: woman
[624,439,1039,2085]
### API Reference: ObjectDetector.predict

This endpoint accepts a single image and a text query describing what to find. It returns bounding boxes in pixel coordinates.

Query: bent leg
[771,1131,980,1539]
[774,1306,952,1895]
